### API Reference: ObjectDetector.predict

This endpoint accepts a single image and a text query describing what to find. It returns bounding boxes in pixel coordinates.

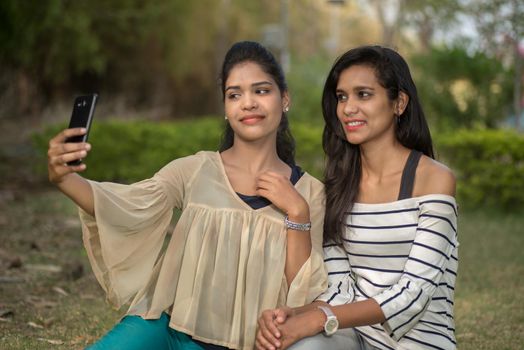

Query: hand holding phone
[47,94,98,185]
[65,94,97,165]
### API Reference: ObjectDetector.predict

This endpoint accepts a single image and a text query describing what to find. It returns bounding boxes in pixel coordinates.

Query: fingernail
[85,143,91,150]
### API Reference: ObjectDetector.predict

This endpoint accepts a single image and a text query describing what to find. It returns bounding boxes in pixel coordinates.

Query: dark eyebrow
[225,81,273,92]
[336,86,375,93]
[225,85,240,92]
[252,81,273,87]
[354,85,375,90]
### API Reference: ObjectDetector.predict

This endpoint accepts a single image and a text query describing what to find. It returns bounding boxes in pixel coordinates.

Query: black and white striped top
[317,194,459,350]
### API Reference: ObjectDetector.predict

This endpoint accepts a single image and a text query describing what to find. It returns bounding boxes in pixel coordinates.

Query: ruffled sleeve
[316,244,355,305]
[284,175,328,307]
[79,154,204,308]
[371,197,458,340]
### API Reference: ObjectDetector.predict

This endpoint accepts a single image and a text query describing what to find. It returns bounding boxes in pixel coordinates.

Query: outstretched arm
[48,128,94,215]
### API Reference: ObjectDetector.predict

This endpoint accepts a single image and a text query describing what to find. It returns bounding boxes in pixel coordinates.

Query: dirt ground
[0,188,121,349]
[0,119,121,349]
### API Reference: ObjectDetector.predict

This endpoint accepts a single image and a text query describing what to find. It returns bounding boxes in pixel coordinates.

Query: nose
[241,93,257,110]
[343,99,358,116]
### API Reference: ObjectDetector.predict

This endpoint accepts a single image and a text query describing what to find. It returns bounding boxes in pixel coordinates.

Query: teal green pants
[86,313,204,350]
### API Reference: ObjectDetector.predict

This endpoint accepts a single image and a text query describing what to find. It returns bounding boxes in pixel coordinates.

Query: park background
[0,0,523,349]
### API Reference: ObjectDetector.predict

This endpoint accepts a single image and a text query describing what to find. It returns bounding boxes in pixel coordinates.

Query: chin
[345,135,364,145]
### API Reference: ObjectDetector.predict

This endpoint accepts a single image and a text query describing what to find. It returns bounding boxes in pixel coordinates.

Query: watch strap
[318,305,335,318]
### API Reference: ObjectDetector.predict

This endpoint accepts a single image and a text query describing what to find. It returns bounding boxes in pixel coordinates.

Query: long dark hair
[218,41,295,165]
[322,45,434,244]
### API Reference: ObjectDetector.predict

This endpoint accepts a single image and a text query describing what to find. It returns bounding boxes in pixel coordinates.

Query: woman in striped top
[256,46,458,350]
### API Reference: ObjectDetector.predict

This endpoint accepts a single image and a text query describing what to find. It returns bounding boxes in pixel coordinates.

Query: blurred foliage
[436,129,524,210]
[1,0,519,133]
[0,0,182,87]
[464,0,524,55]
[0,0,281,117]
[32,117,324,182]
[33,118,223,182]
[286,55,332,126]
[411,46,514,131]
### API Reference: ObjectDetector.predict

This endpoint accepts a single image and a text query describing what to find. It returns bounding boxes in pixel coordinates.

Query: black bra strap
[398,150,423,200]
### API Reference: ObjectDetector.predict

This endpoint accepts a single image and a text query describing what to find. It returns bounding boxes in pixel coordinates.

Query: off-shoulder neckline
[353,194,456,208]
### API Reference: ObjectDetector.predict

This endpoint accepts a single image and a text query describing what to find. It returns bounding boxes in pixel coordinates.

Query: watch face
[325,318,339,335]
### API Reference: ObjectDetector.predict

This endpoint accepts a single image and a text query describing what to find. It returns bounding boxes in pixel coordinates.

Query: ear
[282,91,290,111]
[396,91,409,115]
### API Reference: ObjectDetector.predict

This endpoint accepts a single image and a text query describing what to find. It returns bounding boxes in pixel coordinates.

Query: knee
[87,315,170,350]
[287,334,329,350]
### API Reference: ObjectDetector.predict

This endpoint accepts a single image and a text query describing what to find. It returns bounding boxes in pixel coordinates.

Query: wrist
[286,212,310,224]
[286,205,310,223]
[317,305,339,336]
[54,173,73,186]
[286,198,309,220]
[285,215,311,231]
[313,308,327,334]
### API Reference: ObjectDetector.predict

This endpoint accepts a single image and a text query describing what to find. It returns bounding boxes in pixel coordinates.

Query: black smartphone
[65,94,98,166]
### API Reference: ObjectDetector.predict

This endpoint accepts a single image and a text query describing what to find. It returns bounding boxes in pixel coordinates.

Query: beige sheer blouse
[79,151,327,349]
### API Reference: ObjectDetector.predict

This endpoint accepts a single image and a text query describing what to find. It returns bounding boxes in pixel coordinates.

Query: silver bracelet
[284,216,311,231]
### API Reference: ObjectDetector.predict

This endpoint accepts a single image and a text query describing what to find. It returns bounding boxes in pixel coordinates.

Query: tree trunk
[373,0,405,47]
[514,42,522,131]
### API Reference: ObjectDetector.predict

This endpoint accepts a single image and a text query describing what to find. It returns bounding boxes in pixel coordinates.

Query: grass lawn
[1,190,523,349]
[454,210,524,349]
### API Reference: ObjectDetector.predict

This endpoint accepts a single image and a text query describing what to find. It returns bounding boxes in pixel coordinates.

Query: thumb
[275,309,288,323]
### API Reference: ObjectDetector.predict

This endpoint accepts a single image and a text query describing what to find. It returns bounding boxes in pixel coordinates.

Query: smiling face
[336,64,406,146]
[224,61,289,145]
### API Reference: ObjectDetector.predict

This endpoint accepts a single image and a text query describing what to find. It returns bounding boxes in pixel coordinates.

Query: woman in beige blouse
[47,41,327,350]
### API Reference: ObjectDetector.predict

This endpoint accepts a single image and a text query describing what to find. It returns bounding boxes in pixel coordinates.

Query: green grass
[1,191,523,349]
[454,211,524,349]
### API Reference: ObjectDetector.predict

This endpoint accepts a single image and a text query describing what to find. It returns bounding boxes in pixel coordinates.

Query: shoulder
[157,151,211,179]
[299,172,325,193]
[414,155,456,197]
[297,172,325,205]
[301,172,324,187]
[165,151,212,168]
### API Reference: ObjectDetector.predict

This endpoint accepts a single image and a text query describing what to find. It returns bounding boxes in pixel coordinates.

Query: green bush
[293,122,324,178]
[287,55,331,125]
[33,118,325,182]
[33,118,224,182]
[411,46,513,132]
[436,129,524,210]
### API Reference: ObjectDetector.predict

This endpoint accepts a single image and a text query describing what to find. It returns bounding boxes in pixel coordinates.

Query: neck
[223,137,284,174]
[359,135,409,180]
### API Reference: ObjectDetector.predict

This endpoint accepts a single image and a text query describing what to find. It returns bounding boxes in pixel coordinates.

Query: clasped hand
[255,307,321,350]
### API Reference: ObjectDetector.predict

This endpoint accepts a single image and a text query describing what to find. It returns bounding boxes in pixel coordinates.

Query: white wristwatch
[317,306,339,336]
